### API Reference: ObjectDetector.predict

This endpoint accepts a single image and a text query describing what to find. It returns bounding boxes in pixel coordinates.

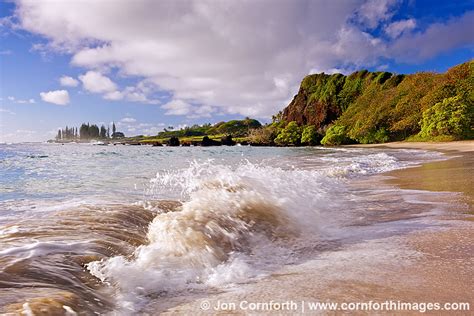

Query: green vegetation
[282,59,473,145]
[419,95,473,139]
[321,125,349,146]
[56,122,119,141]
[155,118,261,140]
[275,121,301,145]
[118,118,261,145]
[301,125,319,145]
[53,60,473,147]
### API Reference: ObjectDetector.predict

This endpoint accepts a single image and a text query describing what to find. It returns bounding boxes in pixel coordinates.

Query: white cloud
[6,95,35,104]
[389,12,474,61]
[385,19,416,38]
[59,75,79,87]
[356,0,398,29]
[120,117,136,123]
[39,90,70,105]
[79,71,117,93]
[162,99,192,116]
[12,1,474,118]
[103,90,123,100]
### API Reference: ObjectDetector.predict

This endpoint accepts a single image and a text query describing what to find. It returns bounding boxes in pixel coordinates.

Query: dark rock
[221,135,236,146]
[152,142,162,146]
[201,136,221,146]
[168,137,180,146]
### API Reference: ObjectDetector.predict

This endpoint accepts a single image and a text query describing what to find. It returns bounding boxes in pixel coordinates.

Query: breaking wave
[87,160,343,310]
[86,151,424,311]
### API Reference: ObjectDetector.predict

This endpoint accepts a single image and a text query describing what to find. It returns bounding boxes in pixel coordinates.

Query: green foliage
[301,125,319,145]
[283,60,474,145]
[356,127,390,144]
[375,71,393,85]
[248,125,277,144]
[210,118,261,136]
[275,121,302,145]
[419,95,473,139]
[321,125,350,146]
[158,118,261,138]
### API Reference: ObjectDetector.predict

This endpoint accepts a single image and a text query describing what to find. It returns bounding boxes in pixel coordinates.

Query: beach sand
[157,141,473,315]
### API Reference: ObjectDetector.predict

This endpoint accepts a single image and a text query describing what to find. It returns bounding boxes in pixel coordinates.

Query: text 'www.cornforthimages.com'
[200,300,470,313]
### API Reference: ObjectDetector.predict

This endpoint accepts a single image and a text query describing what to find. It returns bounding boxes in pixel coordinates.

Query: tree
[100,125,107,138]
[112,122,116,136]
[80,123,90,139]
[301,125,319,145]
[275,121,301,145]
[89,124,100,138]
[419,95,473,139]
[107,126,110,138]
[321,125,350,146]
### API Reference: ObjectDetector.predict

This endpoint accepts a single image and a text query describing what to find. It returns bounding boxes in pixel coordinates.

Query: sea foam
[87,160,341,311]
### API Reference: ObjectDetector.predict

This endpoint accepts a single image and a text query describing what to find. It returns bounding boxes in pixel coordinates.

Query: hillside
[280,60,473,145]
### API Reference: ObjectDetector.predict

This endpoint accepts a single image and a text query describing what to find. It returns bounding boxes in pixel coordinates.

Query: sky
[0,0,473,142]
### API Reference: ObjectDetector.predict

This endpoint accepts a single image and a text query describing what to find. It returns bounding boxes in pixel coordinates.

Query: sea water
[0,143,446,314]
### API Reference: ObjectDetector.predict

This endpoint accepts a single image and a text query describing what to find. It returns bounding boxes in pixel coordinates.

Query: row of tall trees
[56,122,123,141]
[56,126,78,140]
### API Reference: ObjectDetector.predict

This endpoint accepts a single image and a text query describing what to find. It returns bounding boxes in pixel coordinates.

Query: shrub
[275,121,302,145]
[248,126,277,144]
[301,125,319,145]
[321,125,350,146]
[419,95,473,139]
[356,127,390,144]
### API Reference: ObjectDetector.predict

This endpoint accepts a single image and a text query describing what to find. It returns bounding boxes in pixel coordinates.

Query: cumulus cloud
[389,11,474,61]
[115,117,165,136]
[162,99,193,116]
[12,0,474,118]
[59,75,79,87]
[356,0,398,29]
[79,71,117,94]
[103,90,123,101]
[385,19,416,38]
[40,90,70,105]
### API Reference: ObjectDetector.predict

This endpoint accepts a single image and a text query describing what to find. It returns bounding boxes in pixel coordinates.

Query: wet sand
[158,142,473,315]
[349,140,474,153]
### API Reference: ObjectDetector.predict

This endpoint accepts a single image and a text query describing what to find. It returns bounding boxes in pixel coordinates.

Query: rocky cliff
[281,60,473,143]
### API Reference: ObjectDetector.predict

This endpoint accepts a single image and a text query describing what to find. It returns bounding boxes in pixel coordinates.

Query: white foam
[87,160,344,311]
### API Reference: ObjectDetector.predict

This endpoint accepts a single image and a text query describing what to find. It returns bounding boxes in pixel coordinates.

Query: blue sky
[0,0,473,142]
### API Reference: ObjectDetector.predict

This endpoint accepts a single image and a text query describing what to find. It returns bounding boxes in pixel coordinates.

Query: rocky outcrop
[167,137,180,146]
[201,136,221,146]
[281,71,396,129]
[282,86,341,129]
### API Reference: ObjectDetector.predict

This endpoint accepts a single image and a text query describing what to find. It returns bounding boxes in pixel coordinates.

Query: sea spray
[87,160,342,310]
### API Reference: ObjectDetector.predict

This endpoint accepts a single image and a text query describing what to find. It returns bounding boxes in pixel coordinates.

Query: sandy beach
[349,140,474,153]
[158,142,473,314]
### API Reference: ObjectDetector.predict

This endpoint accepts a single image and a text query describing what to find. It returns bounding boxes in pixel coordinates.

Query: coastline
[347,140,474,153]
[352,140,474,209]
[156,142,473,314]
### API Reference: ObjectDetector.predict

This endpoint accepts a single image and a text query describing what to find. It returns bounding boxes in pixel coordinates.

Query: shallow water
[0,143,447,314]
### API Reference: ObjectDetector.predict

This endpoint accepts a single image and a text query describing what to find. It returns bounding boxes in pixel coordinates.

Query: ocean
[0,143,448,314]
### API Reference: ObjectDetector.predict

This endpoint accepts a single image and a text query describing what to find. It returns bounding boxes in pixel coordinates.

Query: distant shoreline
[45,139,474,150]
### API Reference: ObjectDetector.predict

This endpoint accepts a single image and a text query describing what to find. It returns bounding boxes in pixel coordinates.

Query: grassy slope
[285,60,473,144]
